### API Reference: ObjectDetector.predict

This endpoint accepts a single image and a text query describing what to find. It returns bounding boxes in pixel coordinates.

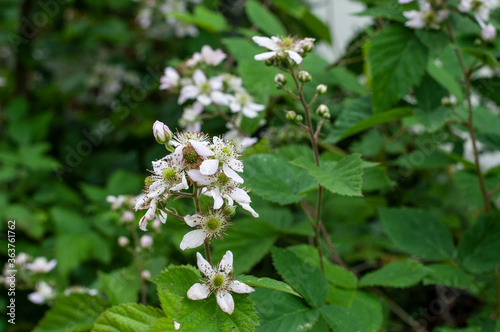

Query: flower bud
[153,120,172,144]
[121,211,135,223]
[295,114,303,122]
[140,235,153,248]
[441,95,457,106]
[264,57,275,66]
[301,39,314,53]
[118,236,129,247]
[223,205,236,217]
[285,110,297,121]
[274,73,287,89]
[316,104,330,119]
[141,270,151,279]
[298,71,311,83]
[316,84,327,95]
[482,24,497,41]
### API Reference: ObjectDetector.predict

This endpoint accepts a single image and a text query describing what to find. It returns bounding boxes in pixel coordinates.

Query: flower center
[212,273,225,288]
[282,37,293,48]
[183,147,200,165]
[201,82,211,94]
[163,168,177,182]
[205,216,222,233]
[217,173,230,186]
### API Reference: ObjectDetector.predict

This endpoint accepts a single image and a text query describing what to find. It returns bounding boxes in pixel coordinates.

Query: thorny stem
[289,63,325,274]
[204,240,212,265]
[446,21,490,214]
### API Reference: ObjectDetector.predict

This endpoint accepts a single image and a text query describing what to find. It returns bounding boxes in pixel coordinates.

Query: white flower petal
[254,51,277,61]
[158,210,168,223]
[286,50,303,64]
[229,159,243,172]
[196,252,214,277]
[200,159,220,175]
[211,188,224,209]
[28,292,45,304]
[223,164,244,183]
[184,214,203,227]
[240,203,259,218]
[187,283,210,300]
[178,85,199,104]
[193,69,207,86]
[187,169,212,185]
[229,188,251,204]
[229,280,255,294]
[252,36,278,50]
[216,290,235,314]
[197,94,212,106]
[180,229,207,250]
[190,140,214,157]
[211,91,229,105]
[218,250,233,274]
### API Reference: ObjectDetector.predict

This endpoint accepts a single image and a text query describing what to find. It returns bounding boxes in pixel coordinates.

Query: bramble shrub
[1,0,500,331]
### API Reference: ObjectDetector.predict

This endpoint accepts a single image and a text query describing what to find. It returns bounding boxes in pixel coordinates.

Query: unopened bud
[274,73,287,89]
[223,205,236,217]
[298,71,311,83]
[482,24,496,41]
[441,95,457,106]
[295,114,303,122]
[141,270,151,279]
[301,39,315,53]
[140,235,153,248]
[153,120,172,144]
[265,57,275,66]
[316,84,327,95]
[285,110,297,121]
[316,104,330,119]
[118,236,129,247]
[121,211,135,223]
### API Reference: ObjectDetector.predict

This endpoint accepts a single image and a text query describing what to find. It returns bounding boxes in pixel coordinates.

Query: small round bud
[295,114,304,123]
[274,73,287,89]
[285,110,297,121]
[118,236,129,247]
[441,95,457,106]
[121,211,135,223]
[301,39,315,53]
[316,104,330,119]
[482,23,497,41]
[265,57,275,66]
[298,71,311,83]
[223,205,236,217]
[140,235,153,248]
[316,84,327,95]
[141,270,151,279]
[153,120,172,144]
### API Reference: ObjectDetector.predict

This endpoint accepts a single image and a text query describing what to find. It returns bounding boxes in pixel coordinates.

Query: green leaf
[250,288,319,332]
[323,288,383,332]
[434,328,481,332]
[157,289,182,320]
[176,294,258,332]
[92,304,165,332]
[359,260,432,288]
[286,245,358,289]
[243,154,312,205]
[99,266,141,306]
[329,67,367,96]
[473,106,500,136]
[237,275,301,297]
[172,6,228,32]
[379,207,455,261]
[427,59,463,102]
[422,264,473,288]
[246,1,286,36]
[292,154,364,197]
[271,247,328,307]
[462,48,499,67]
[148,317,178,332]
[328,97,372,144]
[150,265,201,298]
[369,25,428,112]
[452,171,500,211]
[212,219,278,274]
[33,294,110,332]
[339,107,413,140]
[458,213,500,273]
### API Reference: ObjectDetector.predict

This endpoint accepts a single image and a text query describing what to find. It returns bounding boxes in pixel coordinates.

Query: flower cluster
[134,0,200,38]
[252,35,315,65]
[400,0,497,40]
[135,122,258,248]
[159,45,264,147]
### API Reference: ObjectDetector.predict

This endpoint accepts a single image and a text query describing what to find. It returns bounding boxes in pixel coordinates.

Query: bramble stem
[289,63,325,274]
[446,21,490,214]
[204,240,212,265]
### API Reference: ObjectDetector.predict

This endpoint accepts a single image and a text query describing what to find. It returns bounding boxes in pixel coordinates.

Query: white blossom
[178,70,230,106]
[28,281,55,304]
[107,195,126,210]
[459,0,492,21]
[482,23,497,41]
[252,36,315,65]
[187,251,254,314]
[159,67,180,90]
[26,257,57,273]
[180,210,229,250]
[404,3,449,29]
[199,137,244,183]
[140,235,154,248]
[228,91,265,118]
